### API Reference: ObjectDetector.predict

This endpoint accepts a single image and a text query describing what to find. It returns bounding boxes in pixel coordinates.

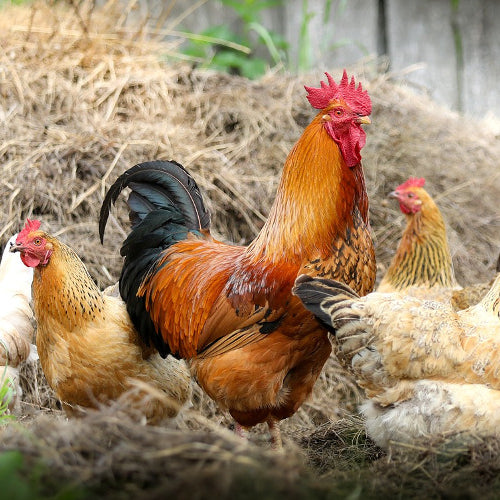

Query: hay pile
[1,1,500,498]
[1,2,499,287]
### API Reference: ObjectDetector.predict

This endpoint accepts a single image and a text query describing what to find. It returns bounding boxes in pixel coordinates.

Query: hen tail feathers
[293,275,360,329]
[293,275,369,359]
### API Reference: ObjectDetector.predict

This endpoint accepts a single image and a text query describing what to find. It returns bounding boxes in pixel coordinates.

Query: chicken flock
[3,70,500,451]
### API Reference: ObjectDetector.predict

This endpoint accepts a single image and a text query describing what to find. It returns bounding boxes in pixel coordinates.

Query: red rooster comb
[305,70,372,115]
[396,177,426,191]
[17,219,41,243]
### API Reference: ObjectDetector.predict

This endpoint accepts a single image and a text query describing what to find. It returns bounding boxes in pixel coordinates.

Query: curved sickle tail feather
[98,160,211,358]
[99,160,210,242]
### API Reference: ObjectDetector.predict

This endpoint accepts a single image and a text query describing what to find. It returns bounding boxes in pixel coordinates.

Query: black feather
[99,160,211,358]
[99,160,210,243]
[293,275,360,335]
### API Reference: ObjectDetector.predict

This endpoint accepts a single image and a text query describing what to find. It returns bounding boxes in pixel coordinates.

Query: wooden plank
[160,0,378,72]
[385,0,459,111]
[459,0,500,117]
[282,0,379,72]
[134,0,500,117]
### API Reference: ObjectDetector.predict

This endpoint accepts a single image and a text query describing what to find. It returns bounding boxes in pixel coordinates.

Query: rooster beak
[356,115,371,125]
[388,191,399,199]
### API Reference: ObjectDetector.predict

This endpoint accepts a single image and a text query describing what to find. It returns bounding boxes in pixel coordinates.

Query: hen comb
[305,70,372,115]
[396,177,426,191]
[17,219,41,244]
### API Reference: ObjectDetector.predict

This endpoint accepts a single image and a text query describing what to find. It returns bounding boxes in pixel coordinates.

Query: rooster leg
[267,419,282,449]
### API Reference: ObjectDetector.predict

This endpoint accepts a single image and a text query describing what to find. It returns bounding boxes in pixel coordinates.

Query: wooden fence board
[136,0,500,117]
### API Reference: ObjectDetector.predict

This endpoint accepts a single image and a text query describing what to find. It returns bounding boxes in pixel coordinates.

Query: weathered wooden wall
[141,0,500,117]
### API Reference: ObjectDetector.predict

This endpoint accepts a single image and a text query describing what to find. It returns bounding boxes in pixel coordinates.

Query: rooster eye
[407,193,415,198]
[334,109,344,117]
[33,238,42,246]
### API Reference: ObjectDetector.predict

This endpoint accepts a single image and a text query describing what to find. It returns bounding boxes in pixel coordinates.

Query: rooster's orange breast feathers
[139,237,299,359]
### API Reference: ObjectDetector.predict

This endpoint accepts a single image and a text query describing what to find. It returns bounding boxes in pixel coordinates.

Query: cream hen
[294,274,500,448]
[0,233,36,412]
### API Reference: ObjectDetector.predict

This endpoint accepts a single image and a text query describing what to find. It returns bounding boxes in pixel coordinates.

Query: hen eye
[33,238,42,246]
[407,193,415,198]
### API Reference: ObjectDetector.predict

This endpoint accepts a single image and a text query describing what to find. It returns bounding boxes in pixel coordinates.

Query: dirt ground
[1,2,500,498]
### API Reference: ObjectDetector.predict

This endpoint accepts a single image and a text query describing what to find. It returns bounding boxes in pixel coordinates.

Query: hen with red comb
[16,219,41,245]
[10,219,192,423]
[378,177,458,295]
[395,177,426,192]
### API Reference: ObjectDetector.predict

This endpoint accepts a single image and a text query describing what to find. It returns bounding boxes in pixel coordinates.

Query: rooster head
[391,177,426,215]
[305,70,372,168]
[10,219,53,268]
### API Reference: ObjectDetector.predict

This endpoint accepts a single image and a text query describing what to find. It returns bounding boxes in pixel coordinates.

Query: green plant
[0,451,85,500]
[297,0,370,73]
[180,0,288,79]
[297,0,315,73]
[0,0,30,7]
[0,353,15,424]
[0,380,14,424]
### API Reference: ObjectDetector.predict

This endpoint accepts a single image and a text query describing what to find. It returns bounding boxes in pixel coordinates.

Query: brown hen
[11,220,191,423]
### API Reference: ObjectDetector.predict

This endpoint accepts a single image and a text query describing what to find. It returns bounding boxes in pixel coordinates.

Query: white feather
[0,233,35,413]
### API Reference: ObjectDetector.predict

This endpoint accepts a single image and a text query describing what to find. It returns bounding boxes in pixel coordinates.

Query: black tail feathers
[98,160,211,359]
[99,160,210,243]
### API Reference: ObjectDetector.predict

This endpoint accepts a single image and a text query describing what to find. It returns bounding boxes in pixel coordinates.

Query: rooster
[294,274,500,448]
[11,220,192,423]
[99,71,376,445]
[0,233,36,413]
[377,177,459,301]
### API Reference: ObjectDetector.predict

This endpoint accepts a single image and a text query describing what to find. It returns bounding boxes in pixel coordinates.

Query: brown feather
[378,186,457,293]
[31,232,191,423]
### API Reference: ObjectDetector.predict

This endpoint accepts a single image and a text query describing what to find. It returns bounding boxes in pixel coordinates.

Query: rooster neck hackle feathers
[249,113,368,264]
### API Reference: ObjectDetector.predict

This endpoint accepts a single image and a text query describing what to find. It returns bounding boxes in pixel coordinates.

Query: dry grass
[0,1,500,498]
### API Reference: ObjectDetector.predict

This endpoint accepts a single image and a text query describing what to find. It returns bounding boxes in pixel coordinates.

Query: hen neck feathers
[32,240,105,330]
[383,201,457,290]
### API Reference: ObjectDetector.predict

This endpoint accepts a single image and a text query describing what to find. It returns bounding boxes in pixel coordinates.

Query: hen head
[305,70,372,167]
[391,177,427,215]
[10,219,53,268]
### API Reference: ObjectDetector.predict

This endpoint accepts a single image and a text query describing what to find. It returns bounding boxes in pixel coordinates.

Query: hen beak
[9,241,24,253]
[356,115,371,125]
[388,191,399,199]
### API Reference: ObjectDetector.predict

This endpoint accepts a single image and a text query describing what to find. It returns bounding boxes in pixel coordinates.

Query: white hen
[0,233,35,412]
